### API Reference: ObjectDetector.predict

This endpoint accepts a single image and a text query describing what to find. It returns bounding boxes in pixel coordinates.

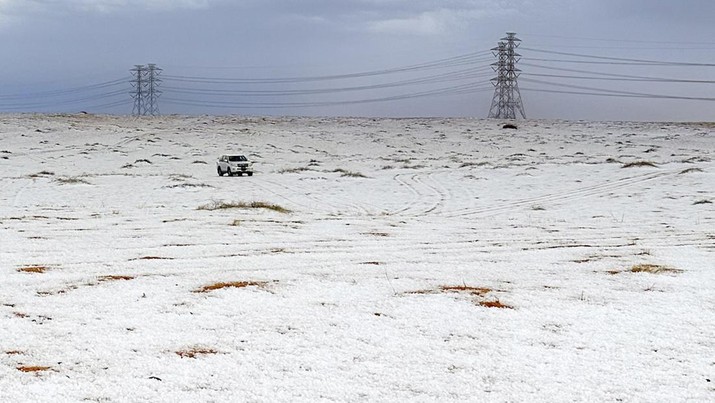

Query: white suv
[217,155,254,176]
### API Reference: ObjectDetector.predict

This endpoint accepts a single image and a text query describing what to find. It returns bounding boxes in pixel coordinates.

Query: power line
[0,78,126,100]
[520,78,715,101]
[162,51,493,84]
[162,67,493,97]
[521,87,715,102]
[521,62,713,81]
[0,89,127,110]
[163,82,493,109]
[523,72,715,84]
[523,33,715,46]
[158,51,495,112]
[521,47,715,67]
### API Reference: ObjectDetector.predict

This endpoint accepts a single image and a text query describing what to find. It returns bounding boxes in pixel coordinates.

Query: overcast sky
[1,0,714,121]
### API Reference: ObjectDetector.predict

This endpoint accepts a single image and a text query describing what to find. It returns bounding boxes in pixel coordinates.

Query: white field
[1,114,713,402]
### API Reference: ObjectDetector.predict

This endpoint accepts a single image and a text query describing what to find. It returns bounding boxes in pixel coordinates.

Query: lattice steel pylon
[130,65,146,116]
[146,64,162,116]
[488,32,526,119]
[130,64,162,116]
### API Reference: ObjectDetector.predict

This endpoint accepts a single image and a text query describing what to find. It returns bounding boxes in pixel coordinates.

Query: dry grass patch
[176,347,218,359]
[36,291,55,296]
[28,170,55,178]
[198,200,291,213]
[5,350,24,355]
[17,366,52,373]
[679,167,703,174]
[164,183,213,189]
[17,265,49,273]
[479,300,513,309]
[622,161,658,168]
[440,285,492,296]
[55,176,91,185]
[133,256,173,260]
[278,167,313,174]
[408,284,513,308]
[408,285,495,298]
[629,264,682,274]
[332,168,367,178]
[460,161,490,168]
[98,275,135,282]
[194,281,267,293]
[406,289,436,295]
[607,264,682,275]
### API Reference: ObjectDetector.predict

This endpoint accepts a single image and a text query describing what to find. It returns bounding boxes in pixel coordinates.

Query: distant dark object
[502,123,518,129]
[79,111,88,114]
[622,161,657,168]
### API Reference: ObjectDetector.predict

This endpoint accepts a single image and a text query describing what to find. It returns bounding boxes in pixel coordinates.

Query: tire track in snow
[388,173,421,216]
[420,171,452,215]
[51,219,708,264]
[246,176,382,216]
[410,173,443,215]
[260,177,373,216]
[441,170,678,219]
[49,228,710,276]
[11,178,34,208]
[241,179,319,213]
[389,172,448,217]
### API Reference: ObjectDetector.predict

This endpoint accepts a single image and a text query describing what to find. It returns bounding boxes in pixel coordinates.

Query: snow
[1,114,713,401]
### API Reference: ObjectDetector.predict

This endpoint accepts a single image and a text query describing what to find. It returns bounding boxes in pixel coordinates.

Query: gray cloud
[5,0,215,13]
[0,0,713,120]
[584,0,715,23]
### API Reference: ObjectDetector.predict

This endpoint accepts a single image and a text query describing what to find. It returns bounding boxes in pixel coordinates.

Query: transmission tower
[488,32,526,119]
[130,65,145,116]
[130,64,162,116]
[146,64,162,116]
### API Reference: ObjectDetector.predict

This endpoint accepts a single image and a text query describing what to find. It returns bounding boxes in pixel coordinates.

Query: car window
[228,156,247,162]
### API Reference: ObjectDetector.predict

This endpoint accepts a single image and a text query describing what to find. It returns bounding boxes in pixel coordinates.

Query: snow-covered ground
[1,114,713,401]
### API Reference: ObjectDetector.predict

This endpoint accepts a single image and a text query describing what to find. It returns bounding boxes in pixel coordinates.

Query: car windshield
[228,155,247,162]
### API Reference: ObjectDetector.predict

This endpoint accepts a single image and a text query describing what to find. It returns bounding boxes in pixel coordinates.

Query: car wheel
[217,167,223,176]
[238,172,243,176]
[248,172,253,177]
[227,168,232,176]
